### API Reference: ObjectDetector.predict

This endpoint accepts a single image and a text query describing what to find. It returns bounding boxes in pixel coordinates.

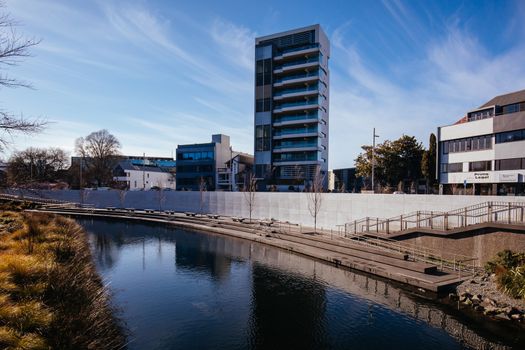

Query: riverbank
[31,207,468,293]
[0,211,126,349]
[452,251,525,324]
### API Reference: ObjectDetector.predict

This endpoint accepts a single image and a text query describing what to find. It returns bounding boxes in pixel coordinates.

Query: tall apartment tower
[254,24,330,190]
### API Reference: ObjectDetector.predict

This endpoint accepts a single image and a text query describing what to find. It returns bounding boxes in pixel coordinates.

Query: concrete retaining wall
[6,189,525,229]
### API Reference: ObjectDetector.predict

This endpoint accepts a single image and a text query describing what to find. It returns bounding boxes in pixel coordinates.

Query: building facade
[176,134,253,191]
[217,153,254,191]
[254,24,330,191]
[438,89,525,196]
[113,159,176,190]
[333,167,361,193]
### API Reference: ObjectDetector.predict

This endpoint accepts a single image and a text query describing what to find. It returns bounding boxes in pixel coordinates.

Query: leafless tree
[75,129,121,187]
[0,5,46,151]
[243,172,257,223]
[79,188,90,207]
[198,176,207,214]
[155,181,166,211]
[117,189,127,209]
[7,147,68,185]
[307,167,325,234]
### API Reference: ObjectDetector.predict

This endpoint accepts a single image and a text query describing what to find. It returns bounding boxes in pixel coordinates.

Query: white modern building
[114,160,176,191]
[254,24,330,191]
[438,89,525,195]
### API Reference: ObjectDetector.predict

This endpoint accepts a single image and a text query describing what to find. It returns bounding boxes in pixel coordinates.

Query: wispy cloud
[329,17,525,168]
[210,18,256,71]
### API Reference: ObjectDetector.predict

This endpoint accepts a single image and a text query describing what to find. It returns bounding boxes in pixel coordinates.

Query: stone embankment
[451,272,525,323]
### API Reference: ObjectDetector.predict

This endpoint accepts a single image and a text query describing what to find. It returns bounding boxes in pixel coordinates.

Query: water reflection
[79,218,522,350]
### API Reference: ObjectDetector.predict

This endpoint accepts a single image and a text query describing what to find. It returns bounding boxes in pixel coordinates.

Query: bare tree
[7,147,68,185]
[198,176,207,214]
[243,172,257,223]
[0,5,46,151]
[155,181,166,211]
[117,188,127,209]
[307,167,325,234]
[79,188,90,207]
[75,129,121,187]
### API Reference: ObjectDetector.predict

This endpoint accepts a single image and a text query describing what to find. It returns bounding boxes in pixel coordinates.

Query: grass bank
[0,211,126,349]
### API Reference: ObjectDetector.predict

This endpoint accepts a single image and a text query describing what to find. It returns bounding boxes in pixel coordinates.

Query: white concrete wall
[118,170,175,190]
[440,118,492,140]
[10,189,525,230]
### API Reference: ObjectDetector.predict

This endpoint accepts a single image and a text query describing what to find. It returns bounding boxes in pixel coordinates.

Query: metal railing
[271,219,478,274]
[345,201,525,236]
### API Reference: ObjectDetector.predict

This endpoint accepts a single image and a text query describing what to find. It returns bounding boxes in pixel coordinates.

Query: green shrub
[485,249,525,273]
[486,250,525,300]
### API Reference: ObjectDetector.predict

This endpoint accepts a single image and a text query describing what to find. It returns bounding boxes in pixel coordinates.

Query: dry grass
[0,211,126,349]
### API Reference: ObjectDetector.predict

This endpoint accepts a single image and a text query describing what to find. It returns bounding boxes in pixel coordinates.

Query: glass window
[469,161,492,172]
[255,125,271,151]
[495,158,524,171]
[256,59,272,86]
[495,129,524,144]
[502,103,519,114]
[444,134,492,153]
[256,98,271,112]
[442,141,449,154]
[442,163,463,173]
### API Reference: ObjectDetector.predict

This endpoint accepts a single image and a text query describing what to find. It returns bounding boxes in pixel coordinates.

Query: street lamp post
[372,128,380,193]
[230,146,233,192]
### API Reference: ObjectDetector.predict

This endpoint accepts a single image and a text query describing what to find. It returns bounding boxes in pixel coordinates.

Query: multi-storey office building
[254,24,330,190]
[176,134,232,191]
[438,89,525,195]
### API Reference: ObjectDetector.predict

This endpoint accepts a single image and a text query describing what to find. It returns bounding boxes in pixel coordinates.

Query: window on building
[501,103,521,115]
[441,163,463,173]
[256,59,272,86]
[177,151,214,161]
[495,158,525,171]
[255,125,271,151]
[255,98,272,112]
[469,161,492,172]
[442,135,492,154]
[467,108,494,121]
[495,129,525,143]
[255,164,271,178]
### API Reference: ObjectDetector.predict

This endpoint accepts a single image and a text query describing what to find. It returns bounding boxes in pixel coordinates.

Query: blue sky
[3,0,525,169]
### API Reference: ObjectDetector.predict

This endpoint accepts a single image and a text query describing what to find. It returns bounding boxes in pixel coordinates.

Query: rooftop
[479,88,525,108]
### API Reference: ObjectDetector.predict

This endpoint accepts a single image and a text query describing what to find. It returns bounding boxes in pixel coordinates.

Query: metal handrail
[345,201,525,236]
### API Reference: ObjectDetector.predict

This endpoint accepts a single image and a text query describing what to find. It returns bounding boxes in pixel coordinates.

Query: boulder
[483,306,499,315]
[463,298,473,306]
[494,313,511,321]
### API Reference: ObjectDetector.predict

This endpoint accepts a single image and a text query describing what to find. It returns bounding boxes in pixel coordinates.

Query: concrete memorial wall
[9,189,525,230]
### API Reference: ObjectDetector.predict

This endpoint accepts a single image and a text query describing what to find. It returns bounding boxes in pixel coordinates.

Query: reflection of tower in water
[248,264,328,349]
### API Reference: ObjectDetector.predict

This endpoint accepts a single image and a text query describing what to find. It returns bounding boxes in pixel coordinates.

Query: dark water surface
[79,218,522,350]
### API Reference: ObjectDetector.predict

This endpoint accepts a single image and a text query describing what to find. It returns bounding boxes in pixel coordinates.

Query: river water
[79,218,523,350]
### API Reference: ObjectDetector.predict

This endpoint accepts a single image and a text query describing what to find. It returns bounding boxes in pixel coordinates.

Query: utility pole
[143,153,146,190]
[372,128,379,193]
[79,157,82,189]
[230,146,233,192]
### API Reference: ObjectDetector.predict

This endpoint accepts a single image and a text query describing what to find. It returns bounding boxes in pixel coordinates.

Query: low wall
[396,230,525,265]
[7,189,525,230]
